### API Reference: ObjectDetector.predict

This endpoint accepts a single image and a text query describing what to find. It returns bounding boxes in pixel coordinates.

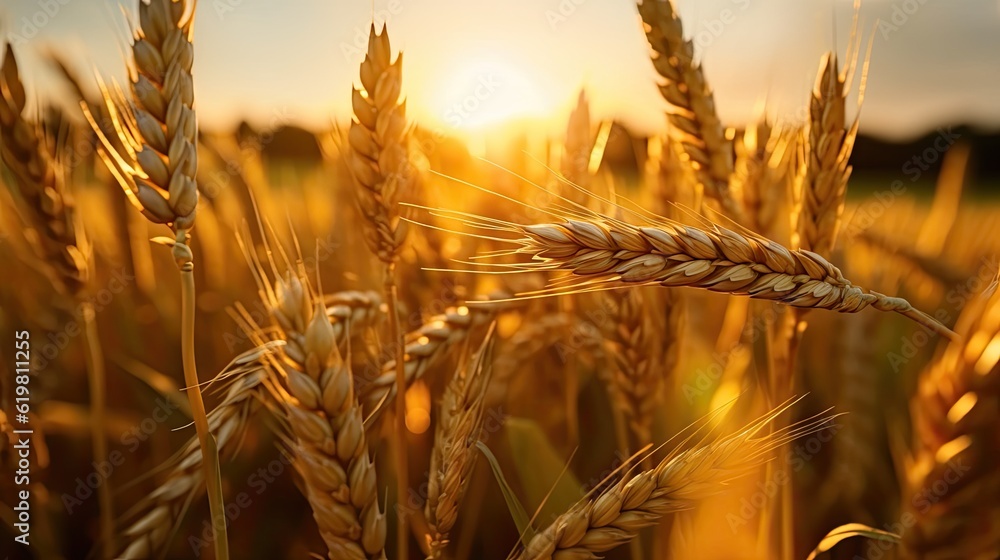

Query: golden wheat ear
[240,223,388,560]
[515,399,839,559]
[425,327,496,557]
[1,42,89,296]
[415,192,958,341]
[637,0,744,224]
[898,278,1000,559]
[86,0,199,232]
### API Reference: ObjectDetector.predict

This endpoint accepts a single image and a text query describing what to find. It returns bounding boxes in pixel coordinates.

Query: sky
[3,0,1000,141]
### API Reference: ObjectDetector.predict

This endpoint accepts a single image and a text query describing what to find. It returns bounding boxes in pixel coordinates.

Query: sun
[429,51,554,132]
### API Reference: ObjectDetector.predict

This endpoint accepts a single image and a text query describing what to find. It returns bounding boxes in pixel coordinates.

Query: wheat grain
[515,402,837,559]
[899,276,1000,559]
[347,24,410,264]
[359,303,498,420]
[794,52,855,257]
[637,0,743,224]
[0,43,88,296]
[444,206,956,340]
[425,332,494,556]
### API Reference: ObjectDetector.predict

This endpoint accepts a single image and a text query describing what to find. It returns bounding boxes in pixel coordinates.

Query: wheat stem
[176,232,229,560]
[81,303,114,558]
[386,271,410,558]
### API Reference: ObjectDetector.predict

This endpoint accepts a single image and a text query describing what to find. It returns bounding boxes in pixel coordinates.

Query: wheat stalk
[345,23,414,554]
[1,42,115,557]
[899,277,1000,559]
[637,0,743,224]
[118,289,381,558]
[425,331,495,556]
[359,303,498,421]
[85,2,230,556]
[515,402,837,559]
[438,205,956,340]
[119,356,269,559]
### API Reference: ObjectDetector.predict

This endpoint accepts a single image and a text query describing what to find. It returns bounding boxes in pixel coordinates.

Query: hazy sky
[4,0,1000,141]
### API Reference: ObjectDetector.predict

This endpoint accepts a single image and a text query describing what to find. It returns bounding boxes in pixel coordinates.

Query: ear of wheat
[248,262,386,559]
[86,2,230,557]
[1,43,88,296]
[794,52,857,257]
[899,278,1000,559]
[118,288,381,558]
[1,42,116,557]
[637,0,743,224]
[516,402,838,559]
[601,287,669,448]
[734,120,772,234]
[425,330,495,556]
[347,24,410,264]
[436,204,956,340]
[560,89,594,204]
[90,0,198,235]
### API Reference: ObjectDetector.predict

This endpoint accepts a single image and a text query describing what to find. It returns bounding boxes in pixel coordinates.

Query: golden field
[1,1,998,559]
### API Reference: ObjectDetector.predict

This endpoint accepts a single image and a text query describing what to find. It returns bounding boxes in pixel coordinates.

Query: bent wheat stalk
[433,204,956,340]
[515,401,838,559]
[118,289,380,557]
[119,357,269,558]
[360,303,498,421]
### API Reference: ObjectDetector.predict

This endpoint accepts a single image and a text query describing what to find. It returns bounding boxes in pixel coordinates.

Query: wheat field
[1,1,999,559]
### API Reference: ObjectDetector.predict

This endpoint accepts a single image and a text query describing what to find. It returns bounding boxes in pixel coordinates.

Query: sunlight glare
[432,51,553,133]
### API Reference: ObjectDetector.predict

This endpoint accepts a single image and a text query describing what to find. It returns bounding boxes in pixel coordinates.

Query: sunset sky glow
[4,0,999,141]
